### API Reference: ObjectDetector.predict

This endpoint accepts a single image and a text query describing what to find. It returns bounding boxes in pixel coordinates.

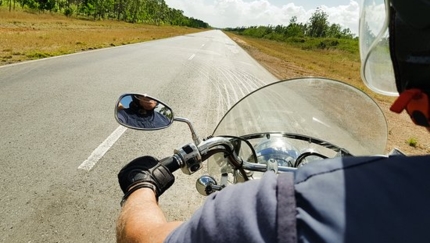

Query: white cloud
[318,1,360,34]
[165,0,360,34]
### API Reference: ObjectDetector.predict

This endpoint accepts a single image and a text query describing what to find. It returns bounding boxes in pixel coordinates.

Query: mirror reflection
[115,94,173,130]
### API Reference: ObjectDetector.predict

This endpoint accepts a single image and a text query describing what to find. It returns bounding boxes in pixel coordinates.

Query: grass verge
[0,6,204,65]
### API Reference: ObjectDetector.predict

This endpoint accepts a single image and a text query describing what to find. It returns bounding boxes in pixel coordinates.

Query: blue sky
[164,0,360,34]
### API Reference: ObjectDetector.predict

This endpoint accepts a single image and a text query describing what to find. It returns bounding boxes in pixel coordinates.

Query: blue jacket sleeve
[165,172,279,243]
[295,155,430,243]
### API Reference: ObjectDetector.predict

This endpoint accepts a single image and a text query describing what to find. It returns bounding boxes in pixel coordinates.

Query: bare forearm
[116,188,183,243]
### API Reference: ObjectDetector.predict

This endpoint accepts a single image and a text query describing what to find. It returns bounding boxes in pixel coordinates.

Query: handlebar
[160,156,181,173]
[159,137,297,177]
[242,161,297,173]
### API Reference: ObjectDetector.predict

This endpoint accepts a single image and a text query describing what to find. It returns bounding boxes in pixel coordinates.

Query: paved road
[0,30,277,242]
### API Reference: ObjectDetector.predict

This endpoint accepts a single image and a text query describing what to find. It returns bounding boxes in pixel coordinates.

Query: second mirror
[115,94,174,130]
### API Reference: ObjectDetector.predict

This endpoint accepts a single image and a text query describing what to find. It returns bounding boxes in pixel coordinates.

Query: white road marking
[202,44,205,47]
[188,54,196,60]
[78,126,127,171]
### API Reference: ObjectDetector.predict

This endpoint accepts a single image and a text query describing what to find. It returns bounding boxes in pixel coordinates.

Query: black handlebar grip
[160,156,180,173]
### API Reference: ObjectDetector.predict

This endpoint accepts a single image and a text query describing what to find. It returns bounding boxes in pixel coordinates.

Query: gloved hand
[118,156,175,206]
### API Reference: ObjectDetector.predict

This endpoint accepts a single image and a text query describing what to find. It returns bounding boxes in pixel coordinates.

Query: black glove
[118,156,175,206]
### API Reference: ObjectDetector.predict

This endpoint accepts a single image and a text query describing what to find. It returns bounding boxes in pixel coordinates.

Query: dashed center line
[78,126,127,171]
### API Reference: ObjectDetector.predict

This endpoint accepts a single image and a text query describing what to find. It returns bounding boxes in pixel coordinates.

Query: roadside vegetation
[1,0,209,27]
[0,5,207,65]
[226,8,357,53]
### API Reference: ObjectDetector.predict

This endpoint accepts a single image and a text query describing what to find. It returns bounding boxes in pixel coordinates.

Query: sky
[164,0,360,34]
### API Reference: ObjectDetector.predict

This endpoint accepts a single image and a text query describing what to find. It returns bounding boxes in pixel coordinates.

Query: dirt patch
[230,35,430,155]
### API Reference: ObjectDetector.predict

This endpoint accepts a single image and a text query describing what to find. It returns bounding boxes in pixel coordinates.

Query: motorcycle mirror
[114,94,174,130]
[196,175,219,196]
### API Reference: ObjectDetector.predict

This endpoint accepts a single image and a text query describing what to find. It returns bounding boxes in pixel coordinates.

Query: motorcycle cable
[294,152,328,167]
[214,135,258,163]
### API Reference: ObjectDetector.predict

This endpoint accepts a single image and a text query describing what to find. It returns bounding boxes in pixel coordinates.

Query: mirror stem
[174,117,201,145]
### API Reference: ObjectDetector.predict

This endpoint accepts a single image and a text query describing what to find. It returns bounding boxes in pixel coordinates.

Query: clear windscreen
[212,78,387,156]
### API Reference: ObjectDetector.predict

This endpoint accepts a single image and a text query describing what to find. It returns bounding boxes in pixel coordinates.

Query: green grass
[285,37,359,54]
[407,137,418,147]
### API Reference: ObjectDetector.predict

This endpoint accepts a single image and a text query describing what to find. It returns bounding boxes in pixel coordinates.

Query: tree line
[2,0,210,28]
[226,8,356,41]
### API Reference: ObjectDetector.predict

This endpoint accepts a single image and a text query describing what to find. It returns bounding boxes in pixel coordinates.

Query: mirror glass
[115,94,174,130]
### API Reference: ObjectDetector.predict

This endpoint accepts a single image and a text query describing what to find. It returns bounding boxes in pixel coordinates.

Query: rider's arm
[165,171,279,243]
[116,188,183,243]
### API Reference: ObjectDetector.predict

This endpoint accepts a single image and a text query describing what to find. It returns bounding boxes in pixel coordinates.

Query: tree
[37,0,56,11]
[327,23,342,38]
[286,16,304,37]
[4,0,209,28]
[341,28,354,39]
[308,8,329,37]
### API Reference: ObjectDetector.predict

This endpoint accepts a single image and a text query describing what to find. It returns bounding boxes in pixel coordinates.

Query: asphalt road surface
[0,30,278,242]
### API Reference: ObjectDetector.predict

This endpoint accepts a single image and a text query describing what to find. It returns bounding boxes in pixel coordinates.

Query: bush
[289,37,306,43]
[317,41,326,49]
[26,52,52,59]
[407,137,418,147]
[64,7,73,17]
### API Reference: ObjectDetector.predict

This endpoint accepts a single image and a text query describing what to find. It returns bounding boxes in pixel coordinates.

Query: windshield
[212,77,387,156]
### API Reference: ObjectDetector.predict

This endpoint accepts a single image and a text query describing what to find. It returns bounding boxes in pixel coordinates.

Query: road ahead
[0,30,277,242]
